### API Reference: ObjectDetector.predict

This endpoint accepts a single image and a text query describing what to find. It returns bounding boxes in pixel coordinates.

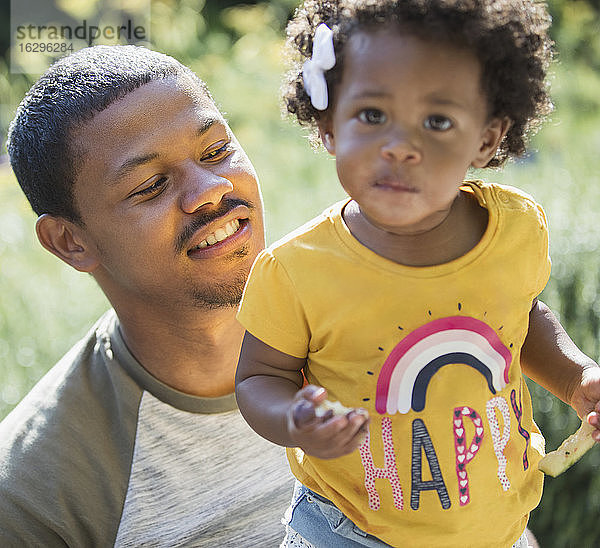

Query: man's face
[70,76,265,312]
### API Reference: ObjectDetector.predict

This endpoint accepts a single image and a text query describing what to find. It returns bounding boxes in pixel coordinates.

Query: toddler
[236,1,600,546]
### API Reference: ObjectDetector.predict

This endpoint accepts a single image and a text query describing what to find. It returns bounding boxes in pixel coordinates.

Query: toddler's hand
[288,385,370,459]
[570,366,600,442]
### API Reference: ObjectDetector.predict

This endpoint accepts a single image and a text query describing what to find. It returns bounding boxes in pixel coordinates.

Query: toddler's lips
[374,176,418,192]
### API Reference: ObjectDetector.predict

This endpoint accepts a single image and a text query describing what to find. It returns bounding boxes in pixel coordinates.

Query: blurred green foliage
[1,0,599,546]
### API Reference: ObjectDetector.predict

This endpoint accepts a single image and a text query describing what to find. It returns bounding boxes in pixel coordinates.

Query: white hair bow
[302,23,336,110]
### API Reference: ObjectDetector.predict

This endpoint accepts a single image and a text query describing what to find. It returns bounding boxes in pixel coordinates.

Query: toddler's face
[320,29,506,236]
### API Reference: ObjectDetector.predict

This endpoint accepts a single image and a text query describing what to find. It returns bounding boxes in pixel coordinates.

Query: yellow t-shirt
[237,181,550,547]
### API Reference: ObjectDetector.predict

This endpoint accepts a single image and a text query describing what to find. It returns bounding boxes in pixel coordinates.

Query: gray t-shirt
[0,310,294,547]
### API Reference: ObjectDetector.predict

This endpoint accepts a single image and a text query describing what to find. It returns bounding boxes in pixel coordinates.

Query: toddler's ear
[471,117,511,168]
[317,118,336,155]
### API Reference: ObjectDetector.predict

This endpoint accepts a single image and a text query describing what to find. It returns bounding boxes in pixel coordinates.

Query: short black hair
[6,45,210,223]
[283,0,554,167]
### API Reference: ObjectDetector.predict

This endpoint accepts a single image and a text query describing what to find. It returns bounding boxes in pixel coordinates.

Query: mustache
[175,197,254,254]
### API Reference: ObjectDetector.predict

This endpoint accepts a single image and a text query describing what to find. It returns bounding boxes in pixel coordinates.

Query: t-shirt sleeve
[237,249,310,359]
[533,202,552,298]
[0,317,139,547]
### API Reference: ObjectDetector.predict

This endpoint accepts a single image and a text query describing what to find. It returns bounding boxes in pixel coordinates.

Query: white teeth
[214,228,227,240]
[194,219,241,250]
[225,221,237,236]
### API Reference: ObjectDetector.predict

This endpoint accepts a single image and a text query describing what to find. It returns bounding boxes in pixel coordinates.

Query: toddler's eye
[358,109,387,125]
[423,115,453,131]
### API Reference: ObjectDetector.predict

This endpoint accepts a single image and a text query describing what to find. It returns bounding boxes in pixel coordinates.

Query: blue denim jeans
[285,482,392,547]
[284,482,530,548]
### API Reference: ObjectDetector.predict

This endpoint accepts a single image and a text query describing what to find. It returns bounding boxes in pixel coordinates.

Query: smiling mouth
[191,219,241,250]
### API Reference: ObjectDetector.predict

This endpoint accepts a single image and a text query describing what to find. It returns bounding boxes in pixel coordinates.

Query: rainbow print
[375,316,512,415]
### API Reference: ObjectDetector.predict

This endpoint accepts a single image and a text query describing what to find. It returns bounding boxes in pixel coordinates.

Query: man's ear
[471,117,512,168]
[317,117,336,155]
[35,214,100,273]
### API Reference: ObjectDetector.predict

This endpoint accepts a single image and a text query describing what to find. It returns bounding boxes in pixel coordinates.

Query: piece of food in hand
[538,421,596,477]
[314,399,369,419]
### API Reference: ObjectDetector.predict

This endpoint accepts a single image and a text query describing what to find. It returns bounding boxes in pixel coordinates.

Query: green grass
[0,165,109,416]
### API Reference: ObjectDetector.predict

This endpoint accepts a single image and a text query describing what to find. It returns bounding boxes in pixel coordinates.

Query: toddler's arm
[235,331,369,459]
[521,299,600,441]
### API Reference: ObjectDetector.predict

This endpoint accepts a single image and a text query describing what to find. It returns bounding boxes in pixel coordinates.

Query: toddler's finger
[348,412,370,437]
[293,400,316,428]
[587,410,600,428]
[295,384,327,404]
[324,413,369,446]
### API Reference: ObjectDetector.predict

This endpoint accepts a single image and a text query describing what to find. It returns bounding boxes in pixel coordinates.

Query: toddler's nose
[380,130,422,164]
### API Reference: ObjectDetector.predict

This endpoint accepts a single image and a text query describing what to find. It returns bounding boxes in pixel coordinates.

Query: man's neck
[115,304,244,398]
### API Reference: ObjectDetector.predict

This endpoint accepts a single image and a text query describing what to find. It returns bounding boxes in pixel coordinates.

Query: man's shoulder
[0,309,140,439]
[0,309,142,546]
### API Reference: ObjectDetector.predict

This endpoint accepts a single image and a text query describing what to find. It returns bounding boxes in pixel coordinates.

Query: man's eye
[423,115,453,131]
[202,142,232,162]
[358,109,387,125]
[132,177,167,198]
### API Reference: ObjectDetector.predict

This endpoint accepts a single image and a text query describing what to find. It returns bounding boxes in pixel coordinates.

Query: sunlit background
[0,0,599,545]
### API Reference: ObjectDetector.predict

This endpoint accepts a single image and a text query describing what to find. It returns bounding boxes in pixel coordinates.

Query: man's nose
[179,161,234,214]
[380,129,422,164]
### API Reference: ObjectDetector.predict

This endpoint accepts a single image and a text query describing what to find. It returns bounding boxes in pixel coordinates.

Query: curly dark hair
[283,0,553,167]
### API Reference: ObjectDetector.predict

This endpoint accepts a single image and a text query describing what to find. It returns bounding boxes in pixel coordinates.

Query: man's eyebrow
[113,117,221,182]
[195,116,219,137]
[114,152,160,181]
